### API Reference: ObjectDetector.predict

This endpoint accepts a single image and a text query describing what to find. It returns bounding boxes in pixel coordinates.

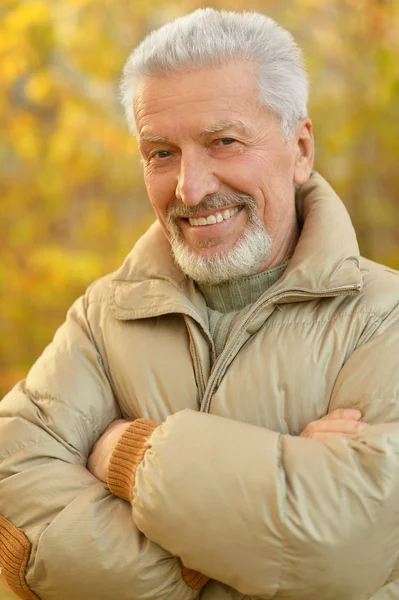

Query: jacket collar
[109,172,362,322]
[278,171,361,294]
[109,221,208,324]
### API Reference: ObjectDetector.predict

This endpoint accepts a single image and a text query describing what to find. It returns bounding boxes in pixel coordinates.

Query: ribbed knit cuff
[0,516,40,600]
[108,418,159,503]
[180,560,210,590]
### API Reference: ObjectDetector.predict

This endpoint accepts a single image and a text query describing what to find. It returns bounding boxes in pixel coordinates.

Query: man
[1,8,399,600]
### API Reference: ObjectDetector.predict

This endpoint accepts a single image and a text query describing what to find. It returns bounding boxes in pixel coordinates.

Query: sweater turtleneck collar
[197,261,289,313]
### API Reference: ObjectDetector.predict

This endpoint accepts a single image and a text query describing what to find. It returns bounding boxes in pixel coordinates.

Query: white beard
[166,193,272,286]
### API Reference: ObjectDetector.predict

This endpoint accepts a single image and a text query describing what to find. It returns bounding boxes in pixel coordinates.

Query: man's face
[135,61,313,283]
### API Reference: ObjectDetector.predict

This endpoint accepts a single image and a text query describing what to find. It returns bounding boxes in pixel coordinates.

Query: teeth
[188,207,240,227]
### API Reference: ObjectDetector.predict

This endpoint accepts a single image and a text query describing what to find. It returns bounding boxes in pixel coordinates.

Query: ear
[293,119,314,185]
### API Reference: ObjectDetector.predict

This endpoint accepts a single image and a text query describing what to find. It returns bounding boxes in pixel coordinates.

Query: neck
[259,217,299,271]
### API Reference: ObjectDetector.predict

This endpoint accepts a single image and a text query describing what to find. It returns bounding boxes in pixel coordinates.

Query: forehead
[134,61,262,138]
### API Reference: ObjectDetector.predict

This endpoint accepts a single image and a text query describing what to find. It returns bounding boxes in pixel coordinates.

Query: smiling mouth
[185,206,241,227]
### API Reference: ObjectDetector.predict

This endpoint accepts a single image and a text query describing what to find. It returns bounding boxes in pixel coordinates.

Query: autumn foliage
[0,0,398,399]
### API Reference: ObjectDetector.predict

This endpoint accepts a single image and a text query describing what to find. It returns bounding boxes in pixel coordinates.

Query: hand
[300,408,369,441]
[87,419,131,483]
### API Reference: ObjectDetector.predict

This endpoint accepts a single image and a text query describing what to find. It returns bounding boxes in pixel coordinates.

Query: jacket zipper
[183,315,208,399]
[199,283,361,414]
[193,338,207,399]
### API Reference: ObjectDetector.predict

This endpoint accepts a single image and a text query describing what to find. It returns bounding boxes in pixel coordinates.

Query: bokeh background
[0,0,398,598]
[1,0,399,394]
[2,0,399,394]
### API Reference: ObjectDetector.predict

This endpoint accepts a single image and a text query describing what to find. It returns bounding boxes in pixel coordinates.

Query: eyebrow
[139,120,248,144]
[199,120,248,136]
[139,134,170,144]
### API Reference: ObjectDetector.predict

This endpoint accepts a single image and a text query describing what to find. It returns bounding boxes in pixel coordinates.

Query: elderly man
[1,8,399,600]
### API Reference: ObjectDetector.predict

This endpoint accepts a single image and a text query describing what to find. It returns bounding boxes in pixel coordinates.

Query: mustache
[166,193,255,222]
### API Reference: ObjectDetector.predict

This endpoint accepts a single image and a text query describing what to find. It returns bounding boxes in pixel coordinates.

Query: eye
[154,150,172,159]
[218,138,236,146]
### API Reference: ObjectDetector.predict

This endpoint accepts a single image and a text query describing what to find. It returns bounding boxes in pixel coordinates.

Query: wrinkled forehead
[133,61,263,138]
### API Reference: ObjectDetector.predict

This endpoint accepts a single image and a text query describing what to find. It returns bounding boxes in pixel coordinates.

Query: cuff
[108,418,159,502]
[180,560,210,590]
[0,515,40,600]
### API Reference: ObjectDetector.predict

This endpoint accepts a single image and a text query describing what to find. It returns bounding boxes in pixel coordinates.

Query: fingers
[301,418,369,440]
[300,408,369,441]
[321,408,362,421]
[309,432,355,441]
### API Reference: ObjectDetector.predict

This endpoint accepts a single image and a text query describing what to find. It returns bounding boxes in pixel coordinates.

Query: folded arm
[106,303,399,600]
[0,294,200,600]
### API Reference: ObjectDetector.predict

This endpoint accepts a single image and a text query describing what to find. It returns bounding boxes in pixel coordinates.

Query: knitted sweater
[198,262,288,358]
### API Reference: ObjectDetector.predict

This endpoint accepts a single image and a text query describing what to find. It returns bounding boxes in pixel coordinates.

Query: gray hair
[120,8,309,139]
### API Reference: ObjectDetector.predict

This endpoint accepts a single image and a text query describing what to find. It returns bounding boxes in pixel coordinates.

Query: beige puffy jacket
[1,172,399,600]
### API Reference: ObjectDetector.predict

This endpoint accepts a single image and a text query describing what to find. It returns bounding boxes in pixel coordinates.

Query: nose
[176,150,219,206]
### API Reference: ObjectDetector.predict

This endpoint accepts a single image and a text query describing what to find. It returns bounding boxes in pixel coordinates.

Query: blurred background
[1,0,399,396]
[0,0,398,598]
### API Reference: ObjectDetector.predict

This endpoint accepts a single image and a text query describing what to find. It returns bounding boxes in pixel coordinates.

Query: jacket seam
[0,437,50,463]
[110,276,186,288]
[355,313,383,348]
[27,393,100,439]
[260,310,378,328]
[83,300,122,408]
[78,299,107,374]
[352,301,399,349]
[21,381,100,440]
[372,301,399,333]
[273,434,288,598]
[111,300,197,314]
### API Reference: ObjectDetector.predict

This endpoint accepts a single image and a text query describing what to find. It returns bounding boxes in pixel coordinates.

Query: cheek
[217,155,265,195]
[144,170,175,222]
